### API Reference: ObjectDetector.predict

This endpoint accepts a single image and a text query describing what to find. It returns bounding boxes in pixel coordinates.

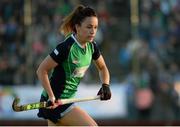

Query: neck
[75,34,86,48]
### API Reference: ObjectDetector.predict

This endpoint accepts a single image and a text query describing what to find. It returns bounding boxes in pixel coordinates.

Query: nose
[90,28,96,34]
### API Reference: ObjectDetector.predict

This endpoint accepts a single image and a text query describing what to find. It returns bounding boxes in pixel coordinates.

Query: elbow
[36,66,48,78]
[36,66,44,78]
[36,67,41,77]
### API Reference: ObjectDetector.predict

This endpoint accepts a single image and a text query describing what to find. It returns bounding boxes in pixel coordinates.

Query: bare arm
[94,55,110,85]
[36,55,58,102]
[94,55,111,100]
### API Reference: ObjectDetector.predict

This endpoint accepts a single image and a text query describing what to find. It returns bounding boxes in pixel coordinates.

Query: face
[76,16,98,43]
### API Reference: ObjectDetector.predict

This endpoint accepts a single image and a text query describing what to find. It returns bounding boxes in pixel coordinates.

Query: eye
[87,26,92,29]
[87,25,98,29]
[94,26,98,29]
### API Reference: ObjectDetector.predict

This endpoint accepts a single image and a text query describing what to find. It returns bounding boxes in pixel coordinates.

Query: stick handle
[60,95,100,105]
[12,95,100,112]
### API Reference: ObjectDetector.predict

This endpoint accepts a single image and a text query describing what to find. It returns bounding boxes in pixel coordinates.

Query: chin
[88,39,94,42]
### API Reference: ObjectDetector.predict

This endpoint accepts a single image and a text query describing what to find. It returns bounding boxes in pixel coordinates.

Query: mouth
[88,36,94,40]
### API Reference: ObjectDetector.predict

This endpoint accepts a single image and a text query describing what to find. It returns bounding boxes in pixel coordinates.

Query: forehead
[81,16,98,26]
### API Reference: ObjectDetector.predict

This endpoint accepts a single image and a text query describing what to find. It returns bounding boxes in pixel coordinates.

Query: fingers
[100,91,111,100]
[46,99,62,109]
[46,102,58,109]
[98,84,111,100]
[103,90,111,100]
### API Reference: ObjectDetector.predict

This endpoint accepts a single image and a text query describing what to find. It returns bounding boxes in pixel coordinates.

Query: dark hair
[60,5,97,36]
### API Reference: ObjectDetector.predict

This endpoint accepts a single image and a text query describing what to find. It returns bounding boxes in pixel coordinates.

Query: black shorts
[37,95,74,123]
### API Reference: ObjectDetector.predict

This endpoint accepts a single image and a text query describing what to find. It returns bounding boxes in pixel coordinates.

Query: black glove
[97,83,111,100]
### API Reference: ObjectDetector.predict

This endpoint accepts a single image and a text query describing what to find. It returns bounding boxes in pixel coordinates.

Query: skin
[75,16,98,47]
[48,106,97,126]
[37,16,110,126]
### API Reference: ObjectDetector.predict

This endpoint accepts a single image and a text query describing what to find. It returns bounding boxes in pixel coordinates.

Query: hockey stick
[12,95,100,112]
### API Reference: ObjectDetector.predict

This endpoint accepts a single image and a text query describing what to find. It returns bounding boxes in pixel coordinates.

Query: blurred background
[0,0,180,126]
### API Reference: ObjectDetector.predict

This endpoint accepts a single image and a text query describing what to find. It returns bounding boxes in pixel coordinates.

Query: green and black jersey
[42,34,101,99]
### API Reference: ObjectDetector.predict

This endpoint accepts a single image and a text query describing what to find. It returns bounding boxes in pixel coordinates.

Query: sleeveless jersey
[41,34,101,99]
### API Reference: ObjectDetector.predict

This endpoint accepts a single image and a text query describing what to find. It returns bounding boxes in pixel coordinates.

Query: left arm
[94,55,110,85]
[94,55,111,100]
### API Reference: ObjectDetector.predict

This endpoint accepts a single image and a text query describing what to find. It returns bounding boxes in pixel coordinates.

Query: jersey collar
[71,34,86,49]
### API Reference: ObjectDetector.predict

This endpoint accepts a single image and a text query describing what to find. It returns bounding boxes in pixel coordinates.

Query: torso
[42,34,100,99]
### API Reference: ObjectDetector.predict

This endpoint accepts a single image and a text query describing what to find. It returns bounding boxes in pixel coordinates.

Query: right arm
[36,55,58,104]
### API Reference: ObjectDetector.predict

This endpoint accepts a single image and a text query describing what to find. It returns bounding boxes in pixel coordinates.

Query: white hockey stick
[12,95,100,112]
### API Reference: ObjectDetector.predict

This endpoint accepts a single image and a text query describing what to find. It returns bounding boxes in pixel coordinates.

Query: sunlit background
[0,0,180,126]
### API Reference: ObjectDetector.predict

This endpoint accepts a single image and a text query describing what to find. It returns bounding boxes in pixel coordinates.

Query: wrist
[49,96,56,102]
[102,83,109,86]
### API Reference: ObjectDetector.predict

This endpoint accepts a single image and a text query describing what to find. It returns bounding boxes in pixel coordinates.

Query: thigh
[47,120,56,126]
[55,106,97,126]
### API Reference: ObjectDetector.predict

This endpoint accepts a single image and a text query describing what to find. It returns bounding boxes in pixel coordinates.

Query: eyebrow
[87,24,98,27]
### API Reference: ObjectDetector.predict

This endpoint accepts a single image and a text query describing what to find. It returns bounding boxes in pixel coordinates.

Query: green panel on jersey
[60,39,93,98]
[41,34,97,100]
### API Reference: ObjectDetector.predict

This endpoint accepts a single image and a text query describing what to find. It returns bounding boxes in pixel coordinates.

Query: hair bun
[76,5,85,13]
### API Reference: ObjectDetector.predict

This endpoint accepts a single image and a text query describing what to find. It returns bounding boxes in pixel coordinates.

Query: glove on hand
[97,83,111,100]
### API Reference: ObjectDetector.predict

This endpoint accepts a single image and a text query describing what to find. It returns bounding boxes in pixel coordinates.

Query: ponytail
[59,5,84,36]
[59,5,97,36]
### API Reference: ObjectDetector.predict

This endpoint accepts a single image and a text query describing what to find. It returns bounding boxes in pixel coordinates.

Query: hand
[47,96,60,109]
[97,83,111,100]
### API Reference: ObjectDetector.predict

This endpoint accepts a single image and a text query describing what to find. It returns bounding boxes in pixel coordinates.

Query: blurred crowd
[0,0,118,85]
[0,0,180,121]
[121,0,180,121]
[0,0,25,85]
